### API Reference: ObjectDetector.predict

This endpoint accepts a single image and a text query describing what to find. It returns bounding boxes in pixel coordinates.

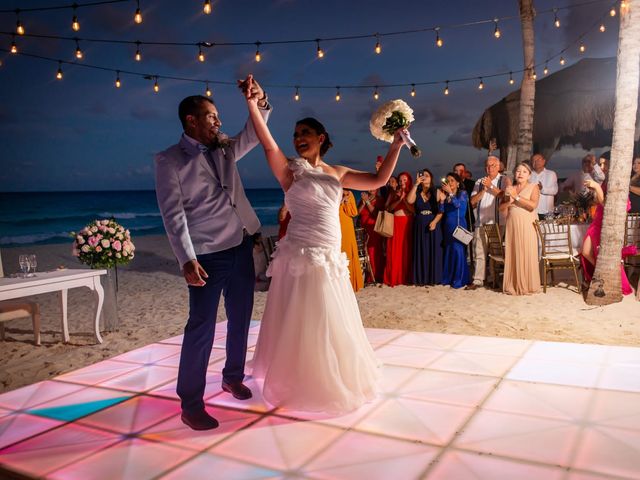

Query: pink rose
[88,236,99,247]
[98,226,107,232]
[108,228,116,234]
[96,246,102,252]
[76,235,85,245]
[101,239,110,248]
[113,240,122,252]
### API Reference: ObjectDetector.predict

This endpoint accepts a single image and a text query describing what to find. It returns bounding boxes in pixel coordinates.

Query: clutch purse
[452,225,473,245]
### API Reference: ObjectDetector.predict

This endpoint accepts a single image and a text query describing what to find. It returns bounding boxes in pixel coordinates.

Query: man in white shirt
[561,154,605,194]
[465,155,507,290]
[530,154,558,220]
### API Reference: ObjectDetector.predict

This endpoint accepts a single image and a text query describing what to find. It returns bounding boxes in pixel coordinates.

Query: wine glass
[19,255,29,278]
[28,254,37,277]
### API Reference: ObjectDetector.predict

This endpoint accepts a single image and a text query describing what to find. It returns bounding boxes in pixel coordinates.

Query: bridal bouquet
[370,99,421,157]
[72,219,135,269]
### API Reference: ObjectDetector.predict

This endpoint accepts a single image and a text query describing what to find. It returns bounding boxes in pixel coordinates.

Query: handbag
[374,210,394,237]
[452,198,473,245]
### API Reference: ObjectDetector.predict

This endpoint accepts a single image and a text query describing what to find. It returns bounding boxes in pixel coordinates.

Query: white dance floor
[1,321,640,479]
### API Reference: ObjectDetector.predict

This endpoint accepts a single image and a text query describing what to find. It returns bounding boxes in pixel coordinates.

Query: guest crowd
[277,152,639,296]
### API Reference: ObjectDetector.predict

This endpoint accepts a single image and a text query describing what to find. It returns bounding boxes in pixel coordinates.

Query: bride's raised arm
[243,75,293,191]
[336,129,405,191]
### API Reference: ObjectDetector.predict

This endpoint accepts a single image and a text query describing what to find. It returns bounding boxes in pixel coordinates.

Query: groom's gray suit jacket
[155,108,270,267]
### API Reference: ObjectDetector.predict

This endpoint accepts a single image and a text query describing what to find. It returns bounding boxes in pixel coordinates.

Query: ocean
[0,189,284,247]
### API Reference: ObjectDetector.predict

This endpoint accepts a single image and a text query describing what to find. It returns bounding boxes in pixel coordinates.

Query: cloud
[446,126,473,147]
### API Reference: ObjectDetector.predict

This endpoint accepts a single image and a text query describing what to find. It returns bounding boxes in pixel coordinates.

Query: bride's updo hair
[296,117,333,156]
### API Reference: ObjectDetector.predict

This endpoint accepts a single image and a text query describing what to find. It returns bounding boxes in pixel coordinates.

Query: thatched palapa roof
[472,57,640,156]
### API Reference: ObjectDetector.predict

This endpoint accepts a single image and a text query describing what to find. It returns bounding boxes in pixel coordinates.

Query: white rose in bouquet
[370,99,421,158]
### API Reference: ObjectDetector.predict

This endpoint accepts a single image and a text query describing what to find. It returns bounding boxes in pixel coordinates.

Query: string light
[410,84,416,97]
[599,23,606,32]
[134,41,142,61]
[493,19,501,39]
[374,35,381,54]
[205,82,212,96]
[198,46,205,62]
[203,0,212,14]
[435,27,443,47]
[544,63,549,75]
[153,76,159,93]
[560,56,565,65]
[478,78,484,90]
[16,11,25,36]
[294,86,300,101]
[75,39,83,59]
[316,39,324,58]
[71,5,80,32]
[115,70,121,88]
[134,0,143,24]
[10,35,17,54]
[579,42,586,53]
[553,9,560,28]
[444,81,449,96]
[56,61,63,80]
[373,87,379,100]
[255,42,261,62]
[609,6,616,16]
[335,86,341,102]
[509,71,514,85]
[532,70,537,80]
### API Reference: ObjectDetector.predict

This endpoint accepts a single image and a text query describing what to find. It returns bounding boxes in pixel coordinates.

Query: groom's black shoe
[181,409,219,431]
[222,381,253,400]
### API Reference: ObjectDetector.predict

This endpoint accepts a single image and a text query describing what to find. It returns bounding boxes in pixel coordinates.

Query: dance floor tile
[453,335,532,357]
[47,438,195,480]
[55,360,142,386]
[454,410,581,466]
[2,329,640,478]
[427,350,518,377]
[0,412,62,449]
[374,344,444,369]
[395,370,499,407]
[0,381,85,410]
[158,334,184,345]
[354,397,474,445]
[99,365,178,393]
[0,423,121,478]
[303,430,438,479]
[482,380,594,421]
[427,450,565,480]
[211,416,344,471]
[110,343,182,365]
[507,357,602,388]
[139,408,261,452]
[388,331,466,350]
[78,395,181,434]
[163,452,283,479]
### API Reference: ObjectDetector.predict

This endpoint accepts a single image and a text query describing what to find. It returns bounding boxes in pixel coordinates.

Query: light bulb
[478,78,484,90]
[135,49,142,61]
[410,84,416,97]
[374,37,381,54]
[621,0,628,10]
[115,72,121,88]
[134,3,143,24]
[56,63,63,80]
[493,20,501,39]
[72,15,80,32]
[560,56,565,65]
[335,88,341,101]
[294,87,300,101]
[16,20,24,36]
[444,82,449,95]
[205,83,212,96]
[509,72,514,85]
[203,0,212,14]
[579,43,585,53]
[198,48,205,62]
[599,24,606,32]
[532,71,537,80]
[436,32,443,47]
[544,65,549,75]
[316,40,324,59]
[255,43,261,62]
[75,46,83,59]
[153,79,159,92]
[610,7,616,16]
[10,41,17,54]
[554,17,560,28]
[373,88,379,100]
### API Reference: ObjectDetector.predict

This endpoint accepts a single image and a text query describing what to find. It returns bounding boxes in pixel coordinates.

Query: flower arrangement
[370,99,421,157]
[568,190,594,211]
[72,219,135,269]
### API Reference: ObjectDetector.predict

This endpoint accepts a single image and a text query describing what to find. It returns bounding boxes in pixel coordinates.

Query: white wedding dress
[252,158,379,413]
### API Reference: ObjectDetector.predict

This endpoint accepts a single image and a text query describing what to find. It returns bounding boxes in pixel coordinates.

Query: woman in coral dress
[243,76,406,413]
[340,189,364,292]
[501,162,541,295]
[358,189,385,283]
[384,171,415,286]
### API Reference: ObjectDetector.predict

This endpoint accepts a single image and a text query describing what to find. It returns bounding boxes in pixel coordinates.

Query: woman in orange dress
[358,188,385,283]
[339,189,364,292]
[384,171,415,286]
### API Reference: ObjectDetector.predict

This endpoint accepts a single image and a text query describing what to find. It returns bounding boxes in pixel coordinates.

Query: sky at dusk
[0,0,621,191]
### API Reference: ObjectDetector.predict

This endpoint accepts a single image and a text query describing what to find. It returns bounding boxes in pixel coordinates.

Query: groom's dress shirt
[155,108,270,267]
[529,168,558,215]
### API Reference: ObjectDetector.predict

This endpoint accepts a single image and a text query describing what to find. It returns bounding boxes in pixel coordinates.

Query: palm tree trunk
[586,0,640,305]
[513,0,536,172]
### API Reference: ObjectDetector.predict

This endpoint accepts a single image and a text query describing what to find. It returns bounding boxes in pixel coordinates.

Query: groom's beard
[208,133,227,150]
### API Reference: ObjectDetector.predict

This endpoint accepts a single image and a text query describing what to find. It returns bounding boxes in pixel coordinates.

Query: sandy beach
[1,234,639,394]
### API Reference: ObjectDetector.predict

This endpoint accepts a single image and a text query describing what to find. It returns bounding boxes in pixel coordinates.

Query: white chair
[0,249,41,345]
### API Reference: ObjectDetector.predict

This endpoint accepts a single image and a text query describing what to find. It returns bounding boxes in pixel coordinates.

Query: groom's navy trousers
[176,234,255,414]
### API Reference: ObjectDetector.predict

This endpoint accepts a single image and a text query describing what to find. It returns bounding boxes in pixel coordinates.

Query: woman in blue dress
[439,172,471,289]
[407,168,444,285]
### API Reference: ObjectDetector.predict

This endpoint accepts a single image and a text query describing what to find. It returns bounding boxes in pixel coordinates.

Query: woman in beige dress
[501,162,541,295]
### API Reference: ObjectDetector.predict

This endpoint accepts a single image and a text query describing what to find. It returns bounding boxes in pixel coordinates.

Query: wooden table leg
[93,276,104,344]
[60,288,69,343]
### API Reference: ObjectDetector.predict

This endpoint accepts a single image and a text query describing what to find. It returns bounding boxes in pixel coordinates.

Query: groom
[155,77,271,430]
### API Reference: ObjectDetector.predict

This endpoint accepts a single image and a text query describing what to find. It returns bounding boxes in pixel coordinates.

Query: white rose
[81,245,90,253]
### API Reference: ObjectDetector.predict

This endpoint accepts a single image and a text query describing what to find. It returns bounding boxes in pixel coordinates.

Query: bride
[243,76,406,413]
